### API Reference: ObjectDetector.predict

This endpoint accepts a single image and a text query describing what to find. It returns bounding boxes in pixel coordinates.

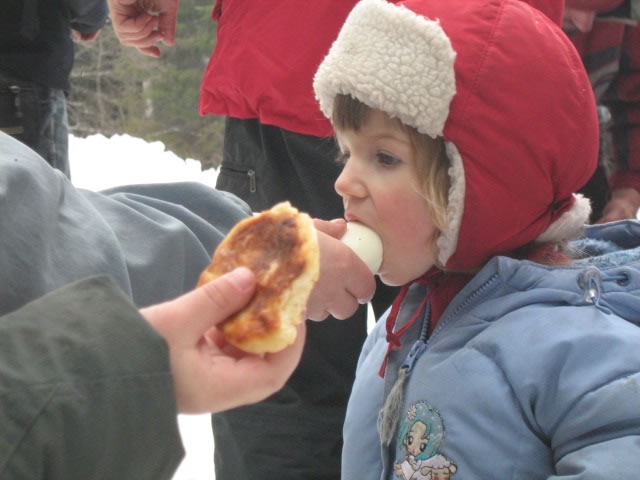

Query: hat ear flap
[436,142,465,267]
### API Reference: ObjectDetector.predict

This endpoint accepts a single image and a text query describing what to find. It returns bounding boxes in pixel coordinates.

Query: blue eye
[377,152,398,166]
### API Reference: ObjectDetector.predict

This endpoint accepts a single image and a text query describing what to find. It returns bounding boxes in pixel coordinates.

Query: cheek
[377,189,433,243]
[375,190,436,281]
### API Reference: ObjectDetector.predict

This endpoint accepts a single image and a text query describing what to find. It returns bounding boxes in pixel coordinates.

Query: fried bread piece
[197,202,319,353]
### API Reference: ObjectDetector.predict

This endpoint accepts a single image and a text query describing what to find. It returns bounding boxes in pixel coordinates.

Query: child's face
[335,109,437,286]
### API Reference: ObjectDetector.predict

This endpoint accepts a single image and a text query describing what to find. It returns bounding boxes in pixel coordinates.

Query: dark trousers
[0,72,69,178]
[213,117,398,479]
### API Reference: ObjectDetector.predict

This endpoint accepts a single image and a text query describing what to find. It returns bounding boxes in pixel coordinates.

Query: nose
[334,159,366,199]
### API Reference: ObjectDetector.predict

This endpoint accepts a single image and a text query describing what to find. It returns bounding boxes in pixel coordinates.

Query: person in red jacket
[563,0,640,222]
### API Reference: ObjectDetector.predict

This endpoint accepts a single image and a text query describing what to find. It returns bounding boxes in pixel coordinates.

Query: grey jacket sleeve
[0,131,251,315]
[0,276,184,479]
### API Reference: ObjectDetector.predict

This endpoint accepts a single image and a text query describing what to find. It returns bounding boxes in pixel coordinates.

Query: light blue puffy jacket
[343,221,640,479]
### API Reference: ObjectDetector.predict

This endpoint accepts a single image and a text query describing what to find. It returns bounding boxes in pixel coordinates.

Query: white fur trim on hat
[436,142,465,266]
[313,0,457,137]
[536,194,591,244]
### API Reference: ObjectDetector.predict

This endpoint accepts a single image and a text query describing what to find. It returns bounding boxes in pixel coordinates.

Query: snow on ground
[69,134,217,480]
[70,133,219,191]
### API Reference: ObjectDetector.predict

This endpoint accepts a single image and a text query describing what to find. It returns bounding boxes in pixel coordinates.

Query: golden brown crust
[197,202,319,353]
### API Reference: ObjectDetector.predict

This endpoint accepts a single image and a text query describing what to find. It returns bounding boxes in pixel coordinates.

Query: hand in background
[107,0,180,57]
[308,218,377,321]
[597,187,640,223]
[142,267,305,414]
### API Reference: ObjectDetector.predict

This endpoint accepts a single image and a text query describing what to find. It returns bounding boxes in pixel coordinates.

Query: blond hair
[332,94,450,234]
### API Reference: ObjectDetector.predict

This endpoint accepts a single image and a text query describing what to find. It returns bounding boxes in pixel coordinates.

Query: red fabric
[199,0,561,138]
[399,0,599,271]
[521,0,566,25]
[378,284,429,377]
[569,23,640,193]
[199,0,359,137]
[427,272,473,334]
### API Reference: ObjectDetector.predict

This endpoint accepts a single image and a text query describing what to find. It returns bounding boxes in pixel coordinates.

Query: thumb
[194,267,256,330]
[142,267,256,344]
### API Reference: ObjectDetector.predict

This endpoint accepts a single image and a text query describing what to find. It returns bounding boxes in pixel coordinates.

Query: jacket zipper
[428,272,501,342]
[248,169,256,193]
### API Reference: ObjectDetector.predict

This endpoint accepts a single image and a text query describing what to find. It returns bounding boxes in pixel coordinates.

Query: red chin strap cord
[378,269,443,377]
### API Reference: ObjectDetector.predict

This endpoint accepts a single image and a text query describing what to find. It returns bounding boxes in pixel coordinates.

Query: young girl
[313,0,640,478]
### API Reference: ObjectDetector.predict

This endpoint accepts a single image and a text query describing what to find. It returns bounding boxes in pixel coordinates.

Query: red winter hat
[314,0,598,271]
[521,0,566,25]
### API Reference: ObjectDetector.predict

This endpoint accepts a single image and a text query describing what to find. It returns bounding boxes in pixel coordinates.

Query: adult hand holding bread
[197,202,320,353]
[143,266,305,414]
[147,203,381,412]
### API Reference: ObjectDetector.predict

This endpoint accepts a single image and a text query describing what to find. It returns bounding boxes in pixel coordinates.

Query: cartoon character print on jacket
[394,401,457,480]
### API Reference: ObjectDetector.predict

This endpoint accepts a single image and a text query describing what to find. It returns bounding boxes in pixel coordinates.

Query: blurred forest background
[68,0,224,170]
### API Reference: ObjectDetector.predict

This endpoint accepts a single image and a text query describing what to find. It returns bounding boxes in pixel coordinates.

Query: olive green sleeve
[0,276,185,479]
